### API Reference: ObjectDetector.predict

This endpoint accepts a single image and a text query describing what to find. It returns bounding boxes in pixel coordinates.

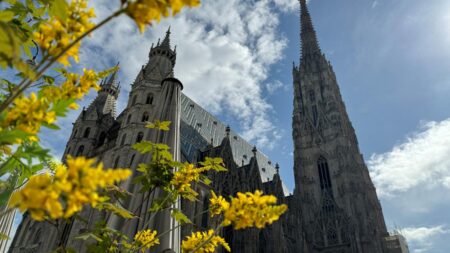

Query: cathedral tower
[292,0,388,252]
[63,66,120,160]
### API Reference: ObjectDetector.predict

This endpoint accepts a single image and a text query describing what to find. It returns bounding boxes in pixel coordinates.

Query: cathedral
[8,1,400,252]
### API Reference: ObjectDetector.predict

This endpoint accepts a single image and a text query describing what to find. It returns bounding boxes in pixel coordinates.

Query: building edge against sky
[6,1,409,252]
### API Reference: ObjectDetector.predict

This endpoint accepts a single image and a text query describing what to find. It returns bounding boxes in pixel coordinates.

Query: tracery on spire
[299,0,321,59]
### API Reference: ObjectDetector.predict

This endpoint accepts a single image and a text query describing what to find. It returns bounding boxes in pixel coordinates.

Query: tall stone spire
[299,0,321,59]
[292,1,389,252]
[160,26,171,48]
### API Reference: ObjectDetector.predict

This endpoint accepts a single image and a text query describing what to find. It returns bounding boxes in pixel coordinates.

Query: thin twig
[0,8,125,113]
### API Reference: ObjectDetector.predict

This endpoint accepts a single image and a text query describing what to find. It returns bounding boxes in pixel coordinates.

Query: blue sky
[5,0,450,252]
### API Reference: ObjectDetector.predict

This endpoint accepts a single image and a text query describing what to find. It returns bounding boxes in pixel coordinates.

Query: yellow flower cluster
[1,68,103,142]
[181,229,230,253]
[134,229,160,252]
[125,0,200,32]
[209,191,229,217]
[42,68,102,109]
[1,93,56,136]
[216,190,288,230]
[9,156,131,220]
[33,0,96,65]
[171,163,213,200]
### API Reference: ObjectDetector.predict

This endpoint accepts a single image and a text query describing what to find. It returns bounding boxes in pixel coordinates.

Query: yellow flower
[42,68,101,102]
[9,173,62,221]
[9,156,131,220]
[125,0,200,33]
[134,229,160,252]
[209,191,229,217]
[171,164,201,199]
[181,229,230,253]
[33,0,96,65]
[1,67,105,145]
[222,190,287,230]
[1,92,56,139]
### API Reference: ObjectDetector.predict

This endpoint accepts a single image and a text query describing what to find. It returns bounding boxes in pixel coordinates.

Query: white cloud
[401,225,450,253]
[77,0,296,149]
[265,80,286,94]
[402,226,449,243]
[273,0,298,12]
[443,177,450,189]
[368,118,450,197]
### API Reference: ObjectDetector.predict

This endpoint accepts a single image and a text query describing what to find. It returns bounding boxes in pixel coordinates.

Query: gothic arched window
[67,147,71,155]
[129,154,136,167]
[132,95,137,106]
[113,156,120,168]
[146,94,154,104]
[126,114,132,124]
[142,112,149,122]
[97,131,107,147]
[73,129,78,138]
[136,132,144,143]
[317,156,332,191]
[120,134,127,145]
[312,105,318,126]
[76,145,84,156]
[83,127,91,138]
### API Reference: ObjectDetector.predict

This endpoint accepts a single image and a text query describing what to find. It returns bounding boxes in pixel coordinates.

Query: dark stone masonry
[9,1,395,252]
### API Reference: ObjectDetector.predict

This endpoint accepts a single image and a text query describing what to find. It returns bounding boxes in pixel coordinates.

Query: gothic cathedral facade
[9,1,392,252]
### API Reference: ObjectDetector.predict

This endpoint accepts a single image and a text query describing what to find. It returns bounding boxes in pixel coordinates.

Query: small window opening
[83,128,91,138]
[142,112,149,122]
[146,94,154,104]
[136,132,144,143]
[76,145,84,156]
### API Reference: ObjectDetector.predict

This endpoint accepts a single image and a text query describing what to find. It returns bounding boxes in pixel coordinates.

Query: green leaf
[49,0,68,20]
[200,157,227,172]
[51,98,75,117]
[149,196,174,212]
[0,22,22,69]
[42,123,61,130]
[132,141,154,154]
[146,120,171,131]
[74,232,103,242]
[0,188,13,208]
[171,208,192,225]
[43,75,55,85]
[201,176,212,186]
[136,163,148,173]
[0,129,30,145]
[0,11,15,22]
[33,6,47,18]
[97,203,135,219]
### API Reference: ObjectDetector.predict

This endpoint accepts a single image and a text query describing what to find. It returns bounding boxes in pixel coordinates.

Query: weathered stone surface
[9,2,390,252]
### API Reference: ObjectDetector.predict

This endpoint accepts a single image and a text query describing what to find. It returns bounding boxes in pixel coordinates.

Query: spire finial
[225,125,230,137]
[252,146,257,157]
[300,0,321,60]
[160,26,171,48]
[275,163,280,174]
